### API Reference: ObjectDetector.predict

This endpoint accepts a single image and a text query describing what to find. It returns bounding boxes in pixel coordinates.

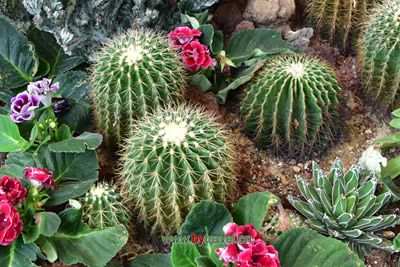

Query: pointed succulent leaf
[355,195,376,219]
[363,215,400,232]
[332,178,345,205]
[288,196,315,219]
[322,214,340,230]
[315,188,333,216]
[352,232,382,245]
[308,199,324,220]
[357,179,377,201]
[346,195,357,215]
[341,229,363,239]
[344,167,359,194]
[353,216,384,229]
[312,161,321,186]
[296,176,321,205]
[332,195,346,218]
[337,213,355,229]
[309,218,328,234]
[364,192,392,217]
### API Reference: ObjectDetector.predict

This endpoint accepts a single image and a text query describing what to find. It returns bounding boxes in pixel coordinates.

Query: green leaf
[0,115,29,152]
[216,59,266,104]
[382,158,400,180]
[0,151,34,177]
[390,119,400,129]
[394,234,400,250]
[381,176,400,200]
[179,200,232,236]
[225,28,294,66]
[171,243,201,267]
[0,237,39,267]
[35,212,61,237]
[50,208,128,267]
[40,239,58,263]
[128,254,172,267]
[211,31,223,55]
[392,109,400,118]
[199,24,214,48]
[274,227,365,267]
[232,191,278,231]
[188,73,212,93]
[55,71,91,133]
[49,132,103,153]
[46,179,96,206]
[27,29,85,77]
[0,16,38,88]
[195,256,217,267]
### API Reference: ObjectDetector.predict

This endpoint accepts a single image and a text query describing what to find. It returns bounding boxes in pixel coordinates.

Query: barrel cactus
[91,29,186,148]
[81,183,129,229]
[307,0,373,51]
[358,0,400,106]
[289,158,400,252]
[121,105,234,234]
[241,54,341,156]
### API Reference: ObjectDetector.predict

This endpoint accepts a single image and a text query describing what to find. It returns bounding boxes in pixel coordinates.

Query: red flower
[23,167,55,190]
[0,201,23,246]
[181,40,216,71]
[217,223,280,267]
[0,176,27,205]
[168,26,202,49]
[224,223,263,241]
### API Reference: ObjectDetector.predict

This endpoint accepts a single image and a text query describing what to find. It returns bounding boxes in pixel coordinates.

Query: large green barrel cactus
[289,158,400,253]
[121,105,235,234]
[81,183,129,229]
[307,0,374,51]
[91,29,186,148]
[241,54,341,156]
[358,0,400,106]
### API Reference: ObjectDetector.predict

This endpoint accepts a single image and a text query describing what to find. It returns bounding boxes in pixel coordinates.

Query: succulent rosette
[0,200,23,246]
[23,167,55,190]
[0,176,27,205]
[10,91,40,123]
[216,223,281,267]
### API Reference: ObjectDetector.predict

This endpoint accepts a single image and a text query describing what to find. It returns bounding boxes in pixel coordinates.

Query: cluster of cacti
[358,0,400,106]
[121,105,234,234]
[91,29,186,148]
[81,183,129,229]
[240,54,341,156]
[289,158,400,252]
[307,0,374,51]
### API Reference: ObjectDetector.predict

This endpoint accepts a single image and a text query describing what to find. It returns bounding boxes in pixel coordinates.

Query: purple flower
[52,97,71,115]
[10,91,40,123]
[27,78,60,106]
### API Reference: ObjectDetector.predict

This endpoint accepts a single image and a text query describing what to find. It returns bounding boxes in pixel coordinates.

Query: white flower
[359,146,387,175]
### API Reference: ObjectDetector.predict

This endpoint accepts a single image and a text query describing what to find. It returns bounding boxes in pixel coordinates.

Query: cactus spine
[307,0,374,51]
[91,29,186,148]
[241,54,341,156]
[289,158,400,252]
[81,183,129,229]
[358,0,400,106]
[121,105,234,234]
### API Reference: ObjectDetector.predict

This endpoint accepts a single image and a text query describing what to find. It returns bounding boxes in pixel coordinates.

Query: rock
[285,28,314,51]
[292,166,301,173]
[244,0,295,26]
[289,159,297,165]
[234,20,255,34]
[214,2,243,34]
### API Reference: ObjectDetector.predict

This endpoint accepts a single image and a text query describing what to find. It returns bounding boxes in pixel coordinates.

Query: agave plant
[289,158,400,252]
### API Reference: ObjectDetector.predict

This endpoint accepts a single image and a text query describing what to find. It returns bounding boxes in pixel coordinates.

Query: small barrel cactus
[241,54,341,156]
[121,105,234,234]
[91,29,186,148]
[307,0,373,51]
[358,0,400,106]
[81,183,129,229]
[289,158,400,252]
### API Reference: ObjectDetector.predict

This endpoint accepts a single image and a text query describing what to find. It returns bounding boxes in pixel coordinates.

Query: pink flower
[168,26,202,49]
[0,201,23,246]
[224,223,263,241]
[181,40,216,71]
[216,223,280,267]
[216,244,240,266]
[0,176,27,205]
[23,167,55,190]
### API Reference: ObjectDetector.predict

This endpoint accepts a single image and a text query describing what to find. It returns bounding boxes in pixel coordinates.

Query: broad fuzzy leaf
[171,243,201,267]
[0,237,39,267]
[48,132,103,153]
[0,115,29,152]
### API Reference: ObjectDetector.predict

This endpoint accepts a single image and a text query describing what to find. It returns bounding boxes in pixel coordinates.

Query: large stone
[285,27,314,51]
[244,0,295,25]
